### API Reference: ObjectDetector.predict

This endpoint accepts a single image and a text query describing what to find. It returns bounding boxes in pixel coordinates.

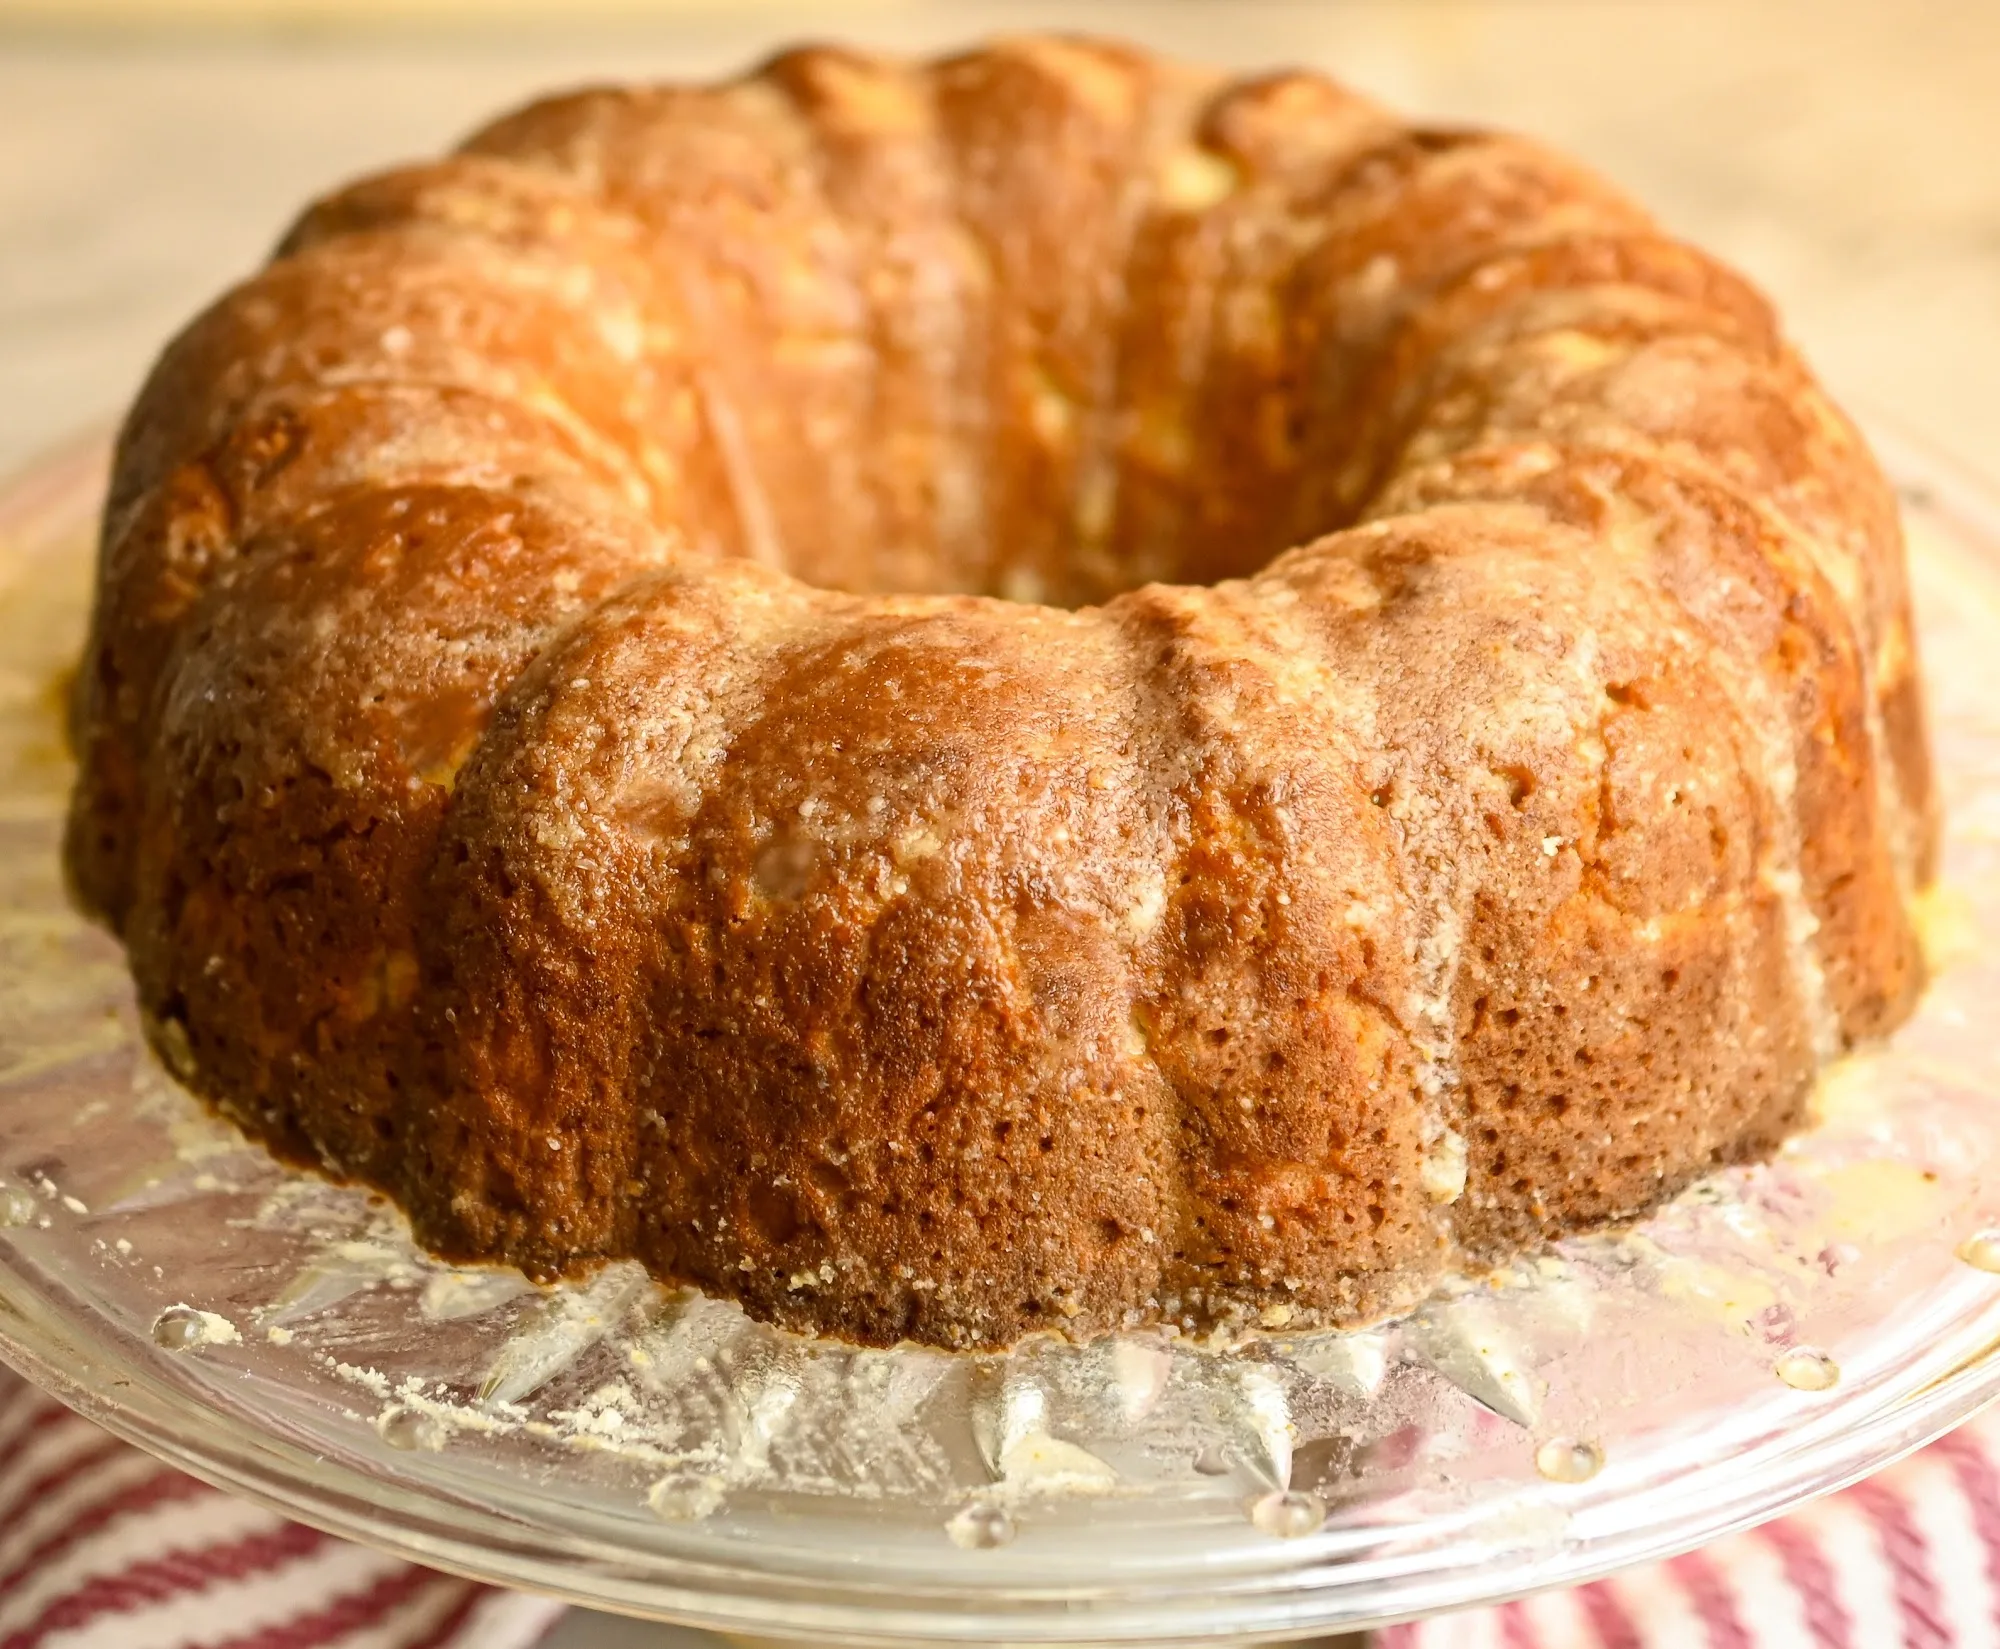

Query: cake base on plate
[1,426,1998,1641]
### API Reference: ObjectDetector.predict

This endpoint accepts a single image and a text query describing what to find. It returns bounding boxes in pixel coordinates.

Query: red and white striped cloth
[4,1360,2000,1649]
[0,1371,561,1649]
[1381,1412,2000,1647]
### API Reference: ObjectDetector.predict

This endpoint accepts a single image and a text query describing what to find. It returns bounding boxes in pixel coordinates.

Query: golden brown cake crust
[65,35,1934,1348]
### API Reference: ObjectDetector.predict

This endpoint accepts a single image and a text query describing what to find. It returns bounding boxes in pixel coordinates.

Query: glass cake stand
[4,427,2000,1647]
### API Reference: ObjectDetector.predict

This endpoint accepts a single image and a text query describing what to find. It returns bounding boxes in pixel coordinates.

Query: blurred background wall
[0,0,1995,482]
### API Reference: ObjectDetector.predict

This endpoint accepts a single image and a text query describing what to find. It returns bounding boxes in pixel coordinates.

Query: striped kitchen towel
[1380,1409,2000,1647]
[0,1371,561,1649]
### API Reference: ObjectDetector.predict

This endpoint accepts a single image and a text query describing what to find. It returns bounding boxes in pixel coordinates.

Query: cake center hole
[724,382,1335,608]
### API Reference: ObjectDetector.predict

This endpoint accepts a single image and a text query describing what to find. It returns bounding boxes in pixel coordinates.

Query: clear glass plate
[3,428,2000,1647]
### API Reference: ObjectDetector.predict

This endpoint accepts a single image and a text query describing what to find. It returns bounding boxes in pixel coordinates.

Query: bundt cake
[65,36,1936,1350]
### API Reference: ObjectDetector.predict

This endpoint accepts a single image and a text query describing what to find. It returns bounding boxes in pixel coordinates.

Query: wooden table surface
[0,3,1992,1643]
